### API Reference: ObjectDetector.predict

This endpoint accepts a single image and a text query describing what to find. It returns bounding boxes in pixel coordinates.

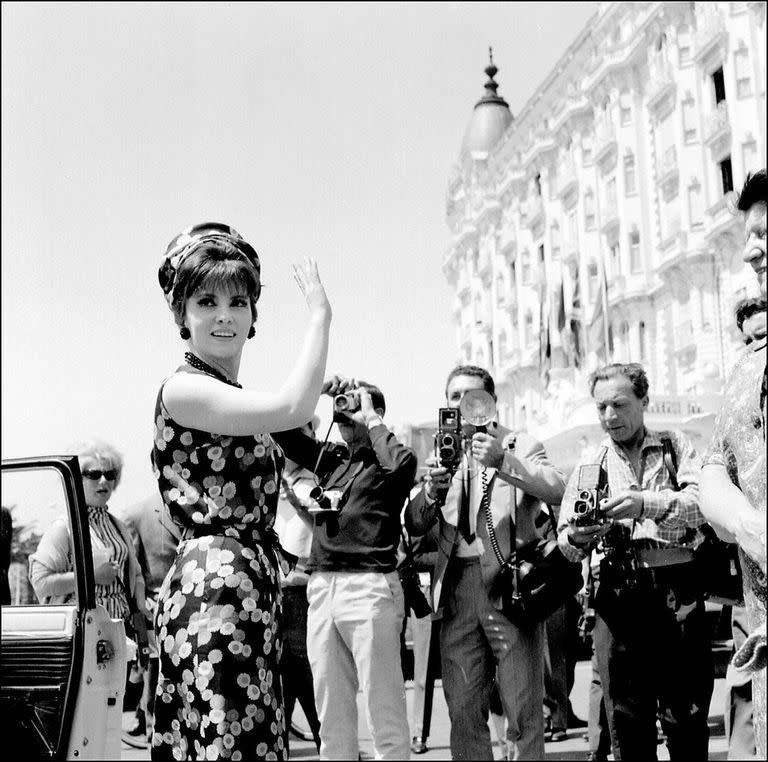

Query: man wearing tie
[406,365,566,760]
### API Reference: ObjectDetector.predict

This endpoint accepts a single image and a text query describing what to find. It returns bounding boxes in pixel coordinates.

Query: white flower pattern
[151,381,287,760]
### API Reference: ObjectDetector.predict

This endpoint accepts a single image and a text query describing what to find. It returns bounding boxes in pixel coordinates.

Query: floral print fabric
[704,343,767,758]
[151,373,287,761]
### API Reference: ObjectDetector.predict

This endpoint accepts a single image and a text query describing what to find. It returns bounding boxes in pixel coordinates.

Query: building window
[682,96,698,143]
[568,210,578,249]
[712,66,726,104]
[587,260,599,303]
[525,311,533,345]
[619,89,632,125]
[619,322,629,362]
[734,46,752,98]
[510,262,517,291]
[535,173,542,197]
[550,223,561,260]
[495,273,505,306]
[582,134,593,165]
[609,242,621,277]
[629,227,641,272]
[606,176,617,213]
[743,139,758,175]
[624,151,636,194]
[639,320,647,361]
[720,155,734,194]
[678,24,691,63]
[521,251,531,285]
[688,181,703,226]
[585,189,596,230]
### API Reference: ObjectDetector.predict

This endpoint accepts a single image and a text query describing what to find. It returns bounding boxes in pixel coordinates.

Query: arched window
[639,320,647,361]
[620,89,632,125]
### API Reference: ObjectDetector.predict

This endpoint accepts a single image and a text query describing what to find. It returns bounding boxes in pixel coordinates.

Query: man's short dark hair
[736,169,767,213]
[735,297,767,333]
[357,380,386,415]
[588,363,649,400]
[444,365,496,400]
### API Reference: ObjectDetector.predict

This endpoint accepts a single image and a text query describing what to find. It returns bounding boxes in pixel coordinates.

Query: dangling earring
[179,326,191,340]
[247,326,256,339]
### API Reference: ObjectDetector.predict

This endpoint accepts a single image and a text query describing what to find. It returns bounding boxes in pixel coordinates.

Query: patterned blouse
[87,505,130,621]
[703,340,767,606]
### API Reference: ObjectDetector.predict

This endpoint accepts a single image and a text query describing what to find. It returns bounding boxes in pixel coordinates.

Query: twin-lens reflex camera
[435,389,497,474]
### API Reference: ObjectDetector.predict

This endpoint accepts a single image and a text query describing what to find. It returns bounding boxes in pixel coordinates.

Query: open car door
[1,456,126,760]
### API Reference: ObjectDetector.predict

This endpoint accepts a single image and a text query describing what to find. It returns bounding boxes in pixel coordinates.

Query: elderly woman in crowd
[151,222,331,761]
[29,438,146,624]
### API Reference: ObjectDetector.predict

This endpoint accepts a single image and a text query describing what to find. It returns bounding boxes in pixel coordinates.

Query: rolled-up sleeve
[641,432,705,530]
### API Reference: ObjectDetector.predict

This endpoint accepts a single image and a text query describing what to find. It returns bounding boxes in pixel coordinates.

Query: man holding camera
[557,362,711,762]
[406,365,566,760]
[273,375,417,760]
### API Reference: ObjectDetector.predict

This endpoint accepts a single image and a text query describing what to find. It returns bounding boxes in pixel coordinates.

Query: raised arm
[164,258,332,435]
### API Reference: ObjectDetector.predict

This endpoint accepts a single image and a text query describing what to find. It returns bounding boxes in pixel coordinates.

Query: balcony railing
[657,145,679,188]
[646,57,675,109]
[557,157,579,200]
[594,120,618,164]
[704,101,730,145]
[524,195,545,230]
[694,5,727,61]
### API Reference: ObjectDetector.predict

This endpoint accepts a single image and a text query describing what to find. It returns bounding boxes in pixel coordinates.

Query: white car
[1,456,126,760]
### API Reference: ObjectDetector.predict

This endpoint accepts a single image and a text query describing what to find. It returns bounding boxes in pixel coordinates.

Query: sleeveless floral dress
[150,371,287,761]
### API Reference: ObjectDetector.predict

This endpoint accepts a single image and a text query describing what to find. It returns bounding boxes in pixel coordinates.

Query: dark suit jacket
[405,426,565,619]
[118,493,180,601]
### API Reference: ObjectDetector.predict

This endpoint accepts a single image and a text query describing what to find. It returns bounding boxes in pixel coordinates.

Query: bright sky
[1,1,598,511]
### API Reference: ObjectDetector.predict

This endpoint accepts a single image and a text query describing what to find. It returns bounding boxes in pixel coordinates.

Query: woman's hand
[735,508,767,574]
[293,257,331,320]
[94,559,118,585]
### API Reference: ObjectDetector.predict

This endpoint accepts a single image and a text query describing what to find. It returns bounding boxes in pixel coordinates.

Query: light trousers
[306,570,410,761]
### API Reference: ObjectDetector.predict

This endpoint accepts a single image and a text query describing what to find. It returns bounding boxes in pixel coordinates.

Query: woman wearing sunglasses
[29,439,146,620]
[151,223,330,761]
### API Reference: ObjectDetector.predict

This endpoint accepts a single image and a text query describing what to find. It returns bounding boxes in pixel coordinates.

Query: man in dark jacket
[274,375,417,761]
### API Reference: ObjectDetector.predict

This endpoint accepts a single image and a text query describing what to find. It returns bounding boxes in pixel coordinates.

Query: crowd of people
[22,169,766,761]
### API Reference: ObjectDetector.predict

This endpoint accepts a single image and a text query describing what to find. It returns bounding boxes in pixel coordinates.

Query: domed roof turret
[460,48,513,156]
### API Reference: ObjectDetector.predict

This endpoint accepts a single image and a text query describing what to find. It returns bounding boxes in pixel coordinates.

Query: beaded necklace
[184,352,242,389]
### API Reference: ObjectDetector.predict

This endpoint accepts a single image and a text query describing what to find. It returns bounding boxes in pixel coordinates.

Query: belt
[453,555,481,566]
[634,546,693,569]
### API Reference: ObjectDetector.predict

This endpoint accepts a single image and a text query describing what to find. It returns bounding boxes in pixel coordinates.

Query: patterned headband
[158,222,262,308]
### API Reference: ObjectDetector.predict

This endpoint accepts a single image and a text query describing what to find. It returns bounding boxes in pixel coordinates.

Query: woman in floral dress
[151,222,331,761]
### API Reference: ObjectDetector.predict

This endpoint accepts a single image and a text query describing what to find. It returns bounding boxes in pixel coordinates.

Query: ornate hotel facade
[441,1,767,455]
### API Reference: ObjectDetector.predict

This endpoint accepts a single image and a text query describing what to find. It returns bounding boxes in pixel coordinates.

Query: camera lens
[334,394,349,411]
[574,500,588,514]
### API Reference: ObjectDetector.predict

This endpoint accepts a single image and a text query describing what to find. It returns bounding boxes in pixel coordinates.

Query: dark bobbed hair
[444,365,496,400]
[736,169,767,213]
[170,241,260,327]
[589,362,649,400]
[735,296,767,333]
[357,380,386,416]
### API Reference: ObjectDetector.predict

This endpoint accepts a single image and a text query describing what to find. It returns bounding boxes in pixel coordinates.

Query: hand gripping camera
[435,389,497,473]
[334,391,360,414]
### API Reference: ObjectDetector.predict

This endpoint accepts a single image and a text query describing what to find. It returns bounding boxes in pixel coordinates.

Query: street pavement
[121,661,729,760]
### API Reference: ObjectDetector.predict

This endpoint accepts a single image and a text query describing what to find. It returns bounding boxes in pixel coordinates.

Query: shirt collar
[602,426,662,457]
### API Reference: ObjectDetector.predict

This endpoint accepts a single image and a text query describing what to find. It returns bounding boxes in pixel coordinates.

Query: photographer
[405,365,566,760]
[557,363,711,762]
[273,375,416,761]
